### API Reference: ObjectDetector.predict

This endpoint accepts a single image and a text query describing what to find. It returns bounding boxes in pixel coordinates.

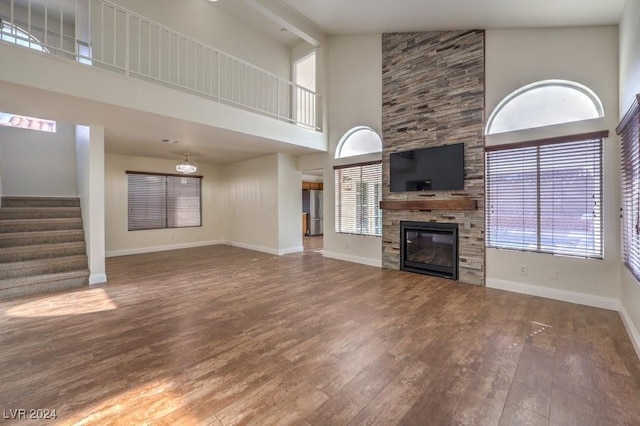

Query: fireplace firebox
[400,221,458,280]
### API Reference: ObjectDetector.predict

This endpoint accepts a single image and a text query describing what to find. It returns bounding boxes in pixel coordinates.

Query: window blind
[486,136,603,258]
[618,96,640,280]
[127,172,202,231]
[334,162,382,237]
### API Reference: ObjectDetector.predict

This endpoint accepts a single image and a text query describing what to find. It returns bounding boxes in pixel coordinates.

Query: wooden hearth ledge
[379,199,477,211]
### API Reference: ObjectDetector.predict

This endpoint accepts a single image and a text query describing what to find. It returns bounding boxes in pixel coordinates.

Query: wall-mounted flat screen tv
[390,143,464,192]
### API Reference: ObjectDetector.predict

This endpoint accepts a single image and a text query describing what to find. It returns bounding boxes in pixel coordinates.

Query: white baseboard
[322,250,382,268]
[89,273,107,285]
[228,242,304,256]
[279,246,304,255]
[486,278,621,311]
[106,240,225,257]
[228,241,280,256]
[620,305,640,360]
[107,240,303,258]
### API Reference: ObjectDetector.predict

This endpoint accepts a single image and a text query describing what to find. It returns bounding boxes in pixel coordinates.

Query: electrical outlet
[464,221,471,230]
[519,265,527,276]
[549,269,558,280]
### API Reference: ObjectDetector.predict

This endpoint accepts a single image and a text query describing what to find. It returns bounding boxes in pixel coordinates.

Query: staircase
[0,197,90,299]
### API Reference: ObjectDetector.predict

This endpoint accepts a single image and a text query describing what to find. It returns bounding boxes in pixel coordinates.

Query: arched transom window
[0,21,48,52]
[335,126,382,159]
[485,79,604,135]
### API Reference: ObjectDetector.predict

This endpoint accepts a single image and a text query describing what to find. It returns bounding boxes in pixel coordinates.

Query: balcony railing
[0,0,321,130]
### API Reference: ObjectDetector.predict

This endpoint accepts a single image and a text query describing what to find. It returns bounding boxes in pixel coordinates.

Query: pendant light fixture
[176,152,197,174]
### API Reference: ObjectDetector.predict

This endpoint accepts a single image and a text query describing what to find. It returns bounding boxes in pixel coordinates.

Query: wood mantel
[379,199,477,211]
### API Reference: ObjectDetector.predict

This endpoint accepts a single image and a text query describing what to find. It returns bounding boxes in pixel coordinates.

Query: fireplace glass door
[401,222,458,280]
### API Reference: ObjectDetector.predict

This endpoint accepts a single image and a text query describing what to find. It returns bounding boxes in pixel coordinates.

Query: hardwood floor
[0,245,638,425]
[303,236,323,253]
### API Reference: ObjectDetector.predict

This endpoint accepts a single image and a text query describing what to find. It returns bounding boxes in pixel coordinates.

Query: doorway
[302,168,323,253]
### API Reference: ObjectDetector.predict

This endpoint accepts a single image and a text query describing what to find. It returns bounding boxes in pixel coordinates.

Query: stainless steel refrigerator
[307,189,323,236]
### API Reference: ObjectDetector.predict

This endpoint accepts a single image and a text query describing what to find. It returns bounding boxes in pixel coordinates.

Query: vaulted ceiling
[276,0,625,34]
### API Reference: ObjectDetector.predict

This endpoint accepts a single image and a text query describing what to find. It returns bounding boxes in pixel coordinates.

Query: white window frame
[486,80,604,135]
[334,161,382,237]
[334,126,383,237]
[127,171,203,231]
[617,94,640,282]
[485,132,605,258]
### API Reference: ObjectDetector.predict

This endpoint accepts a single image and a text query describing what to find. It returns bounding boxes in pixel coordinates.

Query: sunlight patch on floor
[58,379,199,425]
[6,288,117,317]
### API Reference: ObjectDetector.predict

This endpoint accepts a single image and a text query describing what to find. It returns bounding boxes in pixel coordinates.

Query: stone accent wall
[381,31,485,285]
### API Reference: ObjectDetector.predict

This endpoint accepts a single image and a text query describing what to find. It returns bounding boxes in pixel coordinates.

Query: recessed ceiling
[277,0,625,34]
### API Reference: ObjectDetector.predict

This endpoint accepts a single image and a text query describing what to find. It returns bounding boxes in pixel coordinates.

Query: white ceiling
[214,1,303,48]
[276,0,626,34]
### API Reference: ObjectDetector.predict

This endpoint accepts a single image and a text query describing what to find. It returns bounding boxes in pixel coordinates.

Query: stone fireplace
[381,30,485,285]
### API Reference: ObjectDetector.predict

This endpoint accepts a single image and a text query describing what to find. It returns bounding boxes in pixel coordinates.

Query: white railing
[0,0,321,130]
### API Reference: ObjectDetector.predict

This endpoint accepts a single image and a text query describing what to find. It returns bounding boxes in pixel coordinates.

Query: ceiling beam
[244,0,327,47]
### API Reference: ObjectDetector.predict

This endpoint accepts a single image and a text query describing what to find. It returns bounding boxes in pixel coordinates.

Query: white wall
[0,151,3,203]
[222,154,280,254]
[310,34,382,267]
[619,0,640,352]
[107,0,291,78]
[0,123,78,196]
[620,0,640,115]
[277,153,303,253]
[104,153,224,256]
[75,125,106,284]
[485,27,620,305]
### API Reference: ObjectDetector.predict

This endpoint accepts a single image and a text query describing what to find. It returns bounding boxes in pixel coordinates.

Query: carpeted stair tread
[0,207,81,220]
[0,255,88,279]
[0,241,87,263]
[0,229,85,247]
[0,197,89,299]
[1,197,80,208]
[0,270,89,299]
[0,269,90,288]
[0,218,83,233]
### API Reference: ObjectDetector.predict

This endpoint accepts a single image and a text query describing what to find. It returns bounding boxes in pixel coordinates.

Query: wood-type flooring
[0,244,639,425]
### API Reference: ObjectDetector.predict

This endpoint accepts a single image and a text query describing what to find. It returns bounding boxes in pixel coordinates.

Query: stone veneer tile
[381,30,485,285]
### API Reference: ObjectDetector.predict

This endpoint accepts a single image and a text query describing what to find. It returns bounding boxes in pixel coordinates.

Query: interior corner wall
[75,125,106,284]
[222,154,280,254]
[322,34,383,267]
[0,146,3,204]
[277,153,303,254]
[104,153,224,257]
[619,0,640,350]
[485,27,620,302]
[0,123,78,197]
[381,31,486,285]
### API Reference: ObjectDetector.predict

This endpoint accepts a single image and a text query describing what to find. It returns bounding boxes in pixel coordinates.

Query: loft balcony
[0,0,324,153]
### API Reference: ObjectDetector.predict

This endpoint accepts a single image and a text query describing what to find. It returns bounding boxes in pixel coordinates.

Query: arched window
[0,21,48,52]
[485,80,603,135]
[485,80,606,258]
[335,126,382,159]
[334,126,383,237]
